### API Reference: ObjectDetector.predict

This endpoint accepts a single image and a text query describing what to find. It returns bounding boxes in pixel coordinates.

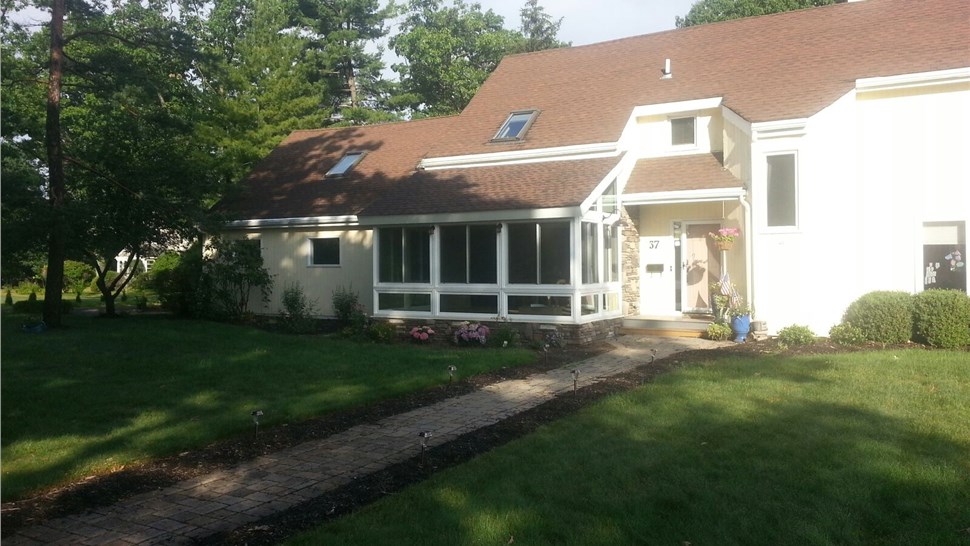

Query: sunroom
[359,159,625,325]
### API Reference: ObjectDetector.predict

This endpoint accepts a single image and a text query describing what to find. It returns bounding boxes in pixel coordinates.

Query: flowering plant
[410,325,435,342]
[708,227,740,243]
[454,322,490,345]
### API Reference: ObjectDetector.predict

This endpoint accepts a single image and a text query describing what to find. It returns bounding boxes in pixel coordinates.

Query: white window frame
[307,237,341,267]
[765,151,799,230]
[670,116,697,148]
[325,151,366,177]
[492,110,539,142]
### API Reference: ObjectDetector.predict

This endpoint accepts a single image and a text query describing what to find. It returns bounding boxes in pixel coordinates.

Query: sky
[470,0,696,46]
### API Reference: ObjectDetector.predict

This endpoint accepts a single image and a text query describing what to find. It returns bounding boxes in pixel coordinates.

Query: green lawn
[290,349,970,546]
[0,310,533,501]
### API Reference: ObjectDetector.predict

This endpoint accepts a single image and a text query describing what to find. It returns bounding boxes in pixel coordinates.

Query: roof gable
[425,0,970,158]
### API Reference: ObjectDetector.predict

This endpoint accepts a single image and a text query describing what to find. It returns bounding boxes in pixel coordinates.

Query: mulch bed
[1,336,926,542]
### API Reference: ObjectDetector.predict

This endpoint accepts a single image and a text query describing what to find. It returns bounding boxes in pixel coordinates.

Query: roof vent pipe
[660,58,672,80]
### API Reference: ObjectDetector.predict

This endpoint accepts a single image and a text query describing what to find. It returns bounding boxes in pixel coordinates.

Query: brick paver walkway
[4,335,726,545]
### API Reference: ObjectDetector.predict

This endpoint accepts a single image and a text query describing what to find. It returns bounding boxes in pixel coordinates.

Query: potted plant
[725,291,753,343]
[709,227,741,251]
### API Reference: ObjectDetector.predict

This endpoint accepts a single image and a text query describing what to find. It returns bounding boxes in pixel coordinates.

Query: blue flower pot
[731,314,751,343]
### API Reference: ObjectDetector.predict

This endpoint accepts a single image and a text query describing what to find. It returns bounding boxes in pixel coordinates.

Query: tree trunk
[43,0,67,327]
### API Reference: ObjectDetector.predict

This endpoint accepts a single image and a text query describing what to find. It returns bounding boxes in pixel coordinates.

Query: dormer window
[325,151,365,177]
[492,110,538,141]
[671,116,695,146]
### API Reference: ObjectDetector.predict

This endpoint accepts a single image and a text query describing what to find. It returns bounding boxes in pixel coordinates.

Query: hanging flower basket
[709,227,740,251]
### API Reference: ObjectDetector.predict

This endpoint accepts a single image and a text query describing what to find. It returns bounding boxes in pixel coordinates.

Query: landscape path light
[251,410,264,436]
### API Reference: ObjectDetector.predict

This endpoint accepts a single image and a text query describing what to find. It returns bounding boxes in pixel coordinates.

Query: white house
[214,0,969,342]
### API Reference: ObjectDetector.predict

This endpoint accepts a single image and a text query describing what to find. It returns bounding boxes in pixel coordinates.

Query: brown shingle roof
[625,153,741,195]
[361,157,623,217]
[213,117,458,220]
[426,0,970,158]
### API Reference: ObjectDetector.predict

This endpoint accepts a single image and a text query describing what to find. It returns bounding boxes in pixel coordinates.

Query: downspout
[739,193,754,318]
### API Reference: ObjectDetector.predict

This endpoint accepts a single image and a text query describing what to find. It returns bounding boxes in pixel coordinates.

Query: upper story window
[309,237,340,266]
[671,117,696,146]
[767,153,797,228]
[492,110,539,141]
[325,151,365,177]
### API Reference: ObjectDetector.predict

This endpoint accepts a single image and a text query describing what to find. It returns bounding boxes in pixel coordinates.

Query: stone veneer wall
[382,318,624,346]
[620,205,640,316]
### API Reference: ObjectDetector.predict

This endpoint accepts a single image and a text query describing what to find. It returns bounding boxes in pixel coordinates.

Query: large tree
[676,0,835,27]
[518,0,568,53]
[296,0,400,124]
[390,0,525,116]
[200,0,331,178]
[2,1,228,318]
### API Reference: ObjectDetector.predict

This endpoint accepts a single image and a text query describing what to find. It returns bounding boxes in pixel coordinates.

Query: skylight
[492,110,538,141]
[325,152,365,177]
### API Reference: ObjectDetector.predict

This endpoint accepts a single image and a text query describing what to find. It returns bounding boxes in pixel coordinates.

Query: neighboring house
[214,0,969,342]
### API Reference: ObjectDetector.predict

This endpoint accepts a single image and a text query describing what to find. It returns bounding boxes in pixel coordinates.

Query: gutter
[224,215,359,230]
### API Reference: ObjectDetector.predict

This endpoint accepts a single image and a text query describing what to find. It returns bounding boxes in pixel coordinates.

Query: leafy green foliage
[489,324,521,347]
[828,322,866,346]
[842,291,914,344]
[198,237,274,321]
[706,321,732,341]
[279,282,319,334]
[149,249,201,316]
[390,0,526,115]
[912,289,970,349]
[518,0,569,52]
[63,260,95,298]
[777,324,815,346]
[676,0,835,28]
[367,321,398,344]
[4,289,13,306]
[332,285,367,326]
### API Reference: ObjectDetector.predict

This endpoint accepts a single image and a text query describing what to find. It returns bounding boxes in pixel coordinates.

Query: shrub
[454,322,490,345]
[368,321,398,344]
[410,325,436,343]
[332,285,366,325]
[14,280,42,295]
[151,248,203,316]
[489,325,520,348]
[27,291,37,303]
[4,289,13,306]
[912,289,970,349]
[200,238,273,321]
[279,282,318,334]
[706,322,732,341]
[63,260,95,299]
[842,291,914,344]
[13,298,73,315]
[828,322,867,346]
[777,324,816,346]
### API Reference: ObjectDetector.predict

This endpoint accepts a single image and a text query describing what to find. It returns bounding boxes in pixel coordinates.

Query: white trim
[225,215,359,229]
[417,142,618,170]
[856,67,970,93]
[630,97,723,118]
[623,187,746,206]
[721,106,751,135]
[360,207,579,226]
[751,119,808,140]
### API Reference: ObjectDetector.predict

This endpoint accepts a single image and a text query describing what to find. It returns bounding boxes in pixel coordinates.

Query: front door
[683,223,721,313]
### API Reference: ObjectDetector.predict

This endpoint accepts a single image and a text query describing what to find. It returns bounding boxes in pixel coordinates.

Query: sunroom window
[507,221,570,284]
[492,110,538,141]
[440,225,497,283]
[378,227,430,283]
